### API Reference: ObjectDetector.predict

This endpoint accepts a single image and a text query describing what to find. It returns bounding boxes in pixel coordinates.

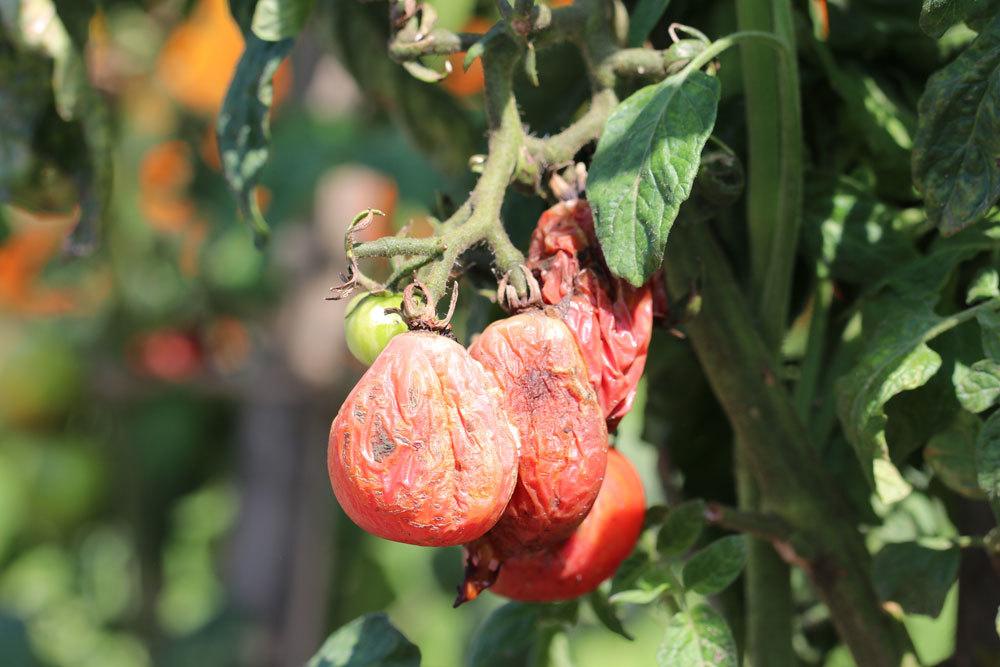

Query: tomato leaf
[589,587,633,640]
[657,603,737,667]
[801,177,922,286]
[627,0,672,47]
[589,71,720,286]
[968,267,1000,303]
[872,542,960,617]
[979,307,1000,360]
[307,612,421,667]
[217,34,292,246]
[953,359,1000,412]
[976,409,1000,521]
[681,535,747,595]
[251,0,315,41]
[467,602,578,667]
[835,299,948,504]
[656,500,705,557]
[924,411,986,499]
[919,0,1000,37]
[913,14,1000,234]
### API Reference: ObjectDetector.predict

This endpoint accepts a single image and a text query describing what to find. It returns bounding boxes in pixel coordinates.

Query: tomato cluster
[327,200,650,604]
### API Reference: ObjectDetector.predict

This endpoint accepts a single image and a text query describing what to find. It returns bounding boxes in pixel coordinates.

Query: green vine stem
[665,216,914,667]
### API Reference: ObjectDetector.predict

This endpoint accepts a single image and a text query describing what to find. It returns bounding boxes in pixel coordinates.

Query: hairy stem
[665,217,913,667]
[418,35,526,306]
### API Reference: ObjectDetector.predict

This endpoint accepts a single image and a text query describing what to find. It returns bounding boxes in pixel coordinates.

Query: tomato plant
[3,0,1000,665]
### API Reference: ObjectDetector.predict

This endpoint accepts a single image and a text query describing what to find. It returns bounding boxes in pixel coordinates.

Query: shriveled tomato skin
[527,199,655,430]
[328,332,519,546]
[491,448,645,602]
[469,311,608,556]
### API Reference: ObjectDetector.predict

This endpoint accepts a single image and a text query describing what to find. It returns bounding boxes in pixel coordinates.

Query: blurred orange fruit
[139,140,195,232]
[129,329,202,381]
[0,207,79,316]
[156,0,292,116]
[443,18,493,98]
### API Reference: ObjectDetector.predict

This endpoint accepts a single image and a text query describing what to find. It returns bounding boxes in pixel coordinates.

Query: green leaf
[656,500,705,557]
[588,587,633,640]
[307,612,420,667]
[217,34,292,246]
[467,603,578,667]
[657,603,737,667]
[979,308,1000,360]
[902,583,958,665]
[836,300,948,503]
[953,359,1000,412]
[919,0,1000,37]
[251,0,314,41]
[924,411,986,498]
[627,0,672,47]
[968,267,1000,303]
[995,606,999,638]
[813,44,916,198]
[608,563,676,605]
[913,14,1000,234]
[589,71,720,286]
[801,177,922,285]
[872,542,959,617]
[976,410,1000,521]
[681,536,747,596]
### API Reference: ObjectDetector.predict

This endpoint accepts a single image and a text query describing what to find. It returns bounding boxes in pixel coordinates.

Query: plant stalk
[733,0,804,661]
[665,216,914,667]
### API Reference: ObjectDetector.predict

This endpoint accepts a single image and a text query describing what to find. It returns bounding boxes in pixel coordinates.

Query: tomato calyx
[496,264,542,313]
[394,278,460,336]
[454,540,501,607]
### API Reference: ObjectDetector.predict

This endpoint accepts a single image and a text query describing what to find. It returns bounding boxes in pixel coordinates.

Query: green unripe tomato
[344,292,408,366]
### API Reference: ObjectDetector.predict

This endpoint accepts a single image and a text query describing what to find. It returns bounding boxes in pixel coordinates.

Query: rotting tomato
[344,291,408,366]
[328,331,519,547]
[527,199,661,430]
[460,448,645,603]
[468,310,608,557]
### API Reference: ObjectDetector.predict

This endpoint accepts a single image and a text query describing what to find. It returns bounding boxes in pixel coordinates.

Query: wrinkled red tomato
[468,311,608,557]
[527,199,659,430]
[328,332,519,547]
[489,448,645,602]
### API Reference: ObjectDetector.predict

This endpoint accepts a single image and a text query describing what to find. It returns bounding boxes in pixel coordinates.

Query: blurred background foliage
[0,0,998,665]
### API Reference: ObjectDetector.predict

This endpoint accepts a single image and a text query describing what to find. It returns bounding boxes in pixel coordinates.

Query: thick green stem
[733,1,803,662]
[418,36,526,306]
[665,217,913,667]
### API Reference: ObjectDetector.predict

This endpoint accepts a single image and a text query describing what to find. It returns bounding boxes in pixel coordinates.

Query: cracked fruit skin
[344,292,407,366]
[491,448,645,602]
[328,332,519,546]
[469,310,608,556]
[527,199,655,430]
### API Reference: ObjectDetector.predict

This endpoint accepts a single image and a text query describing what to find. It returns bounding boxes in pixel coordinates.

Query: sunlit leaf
[307,613,420,667]
[589,71,719,286]
[835,299,948,504]
[681,536,747,595]
[657,603,737,667]
[968,267,1000,303]
[953,359,1000,412]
